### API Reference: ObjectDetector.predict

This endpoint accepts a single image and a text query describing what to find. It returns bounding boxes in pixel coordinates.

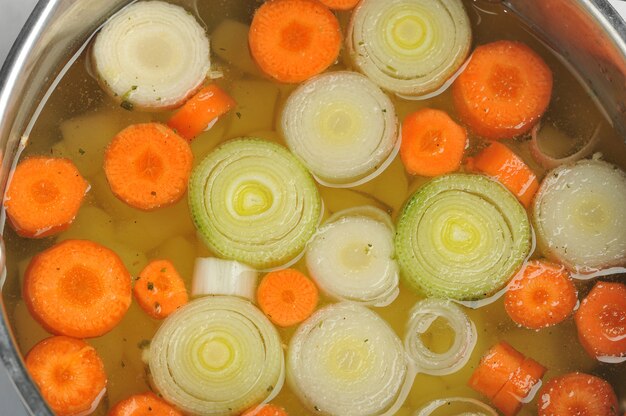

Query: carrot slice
[538,372,619,416]
[249,0,342,83]
[167,85,236,141]
[108,392,182,416]
[318,0,360,10]
[504,260,578,329]
[257,268,318,327]
[400,108,467,177]
[104,123,193,211]
[134,259,188,319]
[468,341,525,400]
[466,141,539,207]
[24,239,132,338]
[453,40,553,140]
[574,282,626,359]
[242,404,288,416]
[491,357,546,416]
[5,157,88,238]
[25,336,107,416]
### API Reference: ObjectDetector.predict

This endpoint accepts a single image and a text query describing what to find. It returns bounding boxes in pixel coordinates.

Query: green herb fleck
[266,385,273,392]
[161,267,167,273]
[147,282,154,291]
[236,112,242,119]
[314,406,321,412]
[131,85,138,90]
[137,339,150,349]
[78,148,85,155]
[120,100,134,111]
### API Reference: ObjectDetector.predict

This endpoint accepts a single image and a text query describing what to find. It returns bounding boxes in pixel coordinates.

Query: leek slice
[404,299,476,375]
[92,1,210,110]
[149,296,284,415]
[348,0,471,97]
[533,159,626,273]
[414,397,497,416]
[281,71,399,187]
[189,139,322,270]
[288,303,415,416]
[306,207,399,306]
[192,257,258,302]
[395,174,531,300]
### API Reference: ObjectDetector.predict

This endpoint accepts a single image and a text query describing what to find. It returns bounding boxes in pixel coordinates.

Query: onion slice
[191,257,258,301]
[288,303,415,416]
[530,122,601,170]
[348,0,472,97]
[281,71,399,187]
[413,397,498,416]
[92,1,210,110]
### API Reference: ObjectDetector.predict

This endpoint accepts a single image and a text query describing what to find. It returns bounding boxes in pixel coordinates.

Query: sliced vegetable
[149,296,284,415]
[533,159,626,273]
[257,268,318,327]
[249,0,341,83]
[505,260,577,329]
[348,0,471,96]
[104,123,193,211]
[414,397,497,416]
[319,0,360,10]
[491,357,546,416]
[242,404,288,416]
[25,336,107,416]
[468,342,525,399]
[538,373,619,416]
[400,108,467,177]
[188,138,321,270]
[466,142,539,208]
[287,303,415,416]
[5,157,89,238]
[281,71,399,187]
[395,174,531,300]
[24,240,131,338]
[574,282,626,361]
[167,85,236,141]
[134,259,188,319]
[192,257,258,301]
[306,206,399,306]
[404,299,477,375]
[92,1,210,110]
[108,392,182,416]
[453,40,553,139]
[530,122,601,170]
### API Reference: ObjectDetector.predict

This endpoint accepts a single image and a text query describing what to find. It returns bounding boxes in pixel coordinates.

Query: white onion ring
[530,122,601,170]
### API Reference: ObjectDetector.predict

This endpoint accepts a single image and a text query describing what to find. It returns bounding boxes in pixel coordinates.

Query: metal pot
[0,0,625,414]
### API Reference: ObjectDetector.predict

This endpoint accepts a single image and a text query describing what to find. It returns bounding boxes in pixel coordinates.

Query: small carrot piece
[504,260,578,329]
[468,341,525,400]
[249,0,342,83]
[574,282,626,359]
[104,123,193,211]
[5,157,88,238]
[24,239,132,338]
[242,404,288,416]
[257,268,318,327]
[491,357,546,416]
[466,141,539,207]
[318,0,360,10]
[167,85,236,141]
[108,392,182,416]
[134,259,188,320]
[453,40,553,140]
[25,336,107,416]
[400,108,467,177]
[538,372,619,416]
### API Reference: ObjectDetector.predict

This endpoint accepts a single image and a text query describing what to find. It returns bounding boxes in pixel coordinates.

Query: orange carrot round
[466,141,539,207]
[257,268,318,327]
[167,84,236,141]
[400,108,467,177]
[453,40,553,140]
[24,239,132,338]
[505,260,578,329]
[25,336,107,416]
[491,357,546,416]
[538,373,618,416]
[134,259,188,320]
[104,123,193,211]
[249,0,342,83]
[5,157,88,238]
[318,0,360,10]
[242,404,288,416]
[574,282,626,359]
[108,392,182,416]
[468,341,525,400]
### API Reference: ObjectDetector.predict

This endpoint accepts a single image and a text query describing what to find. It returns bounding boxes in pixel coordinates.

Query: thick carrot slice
[453,40,553,140]
[104,123,193,211]
[468,341,525,400]
[242,404,288,416]
[5,157,88,238]
[491,357,546,416]
[24,239,132,338]
[318,0,360,10]
[249,0,342,83]
[25,336,107,416]
[134,259,188,320]
[466,141,539,207]
[538,372,619,416]
[167,85,236,141]
[400,108,467,177]
[257,268,318,327]
[504,260,578,329]
[574,282,626,359]
[108,392,182,416]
